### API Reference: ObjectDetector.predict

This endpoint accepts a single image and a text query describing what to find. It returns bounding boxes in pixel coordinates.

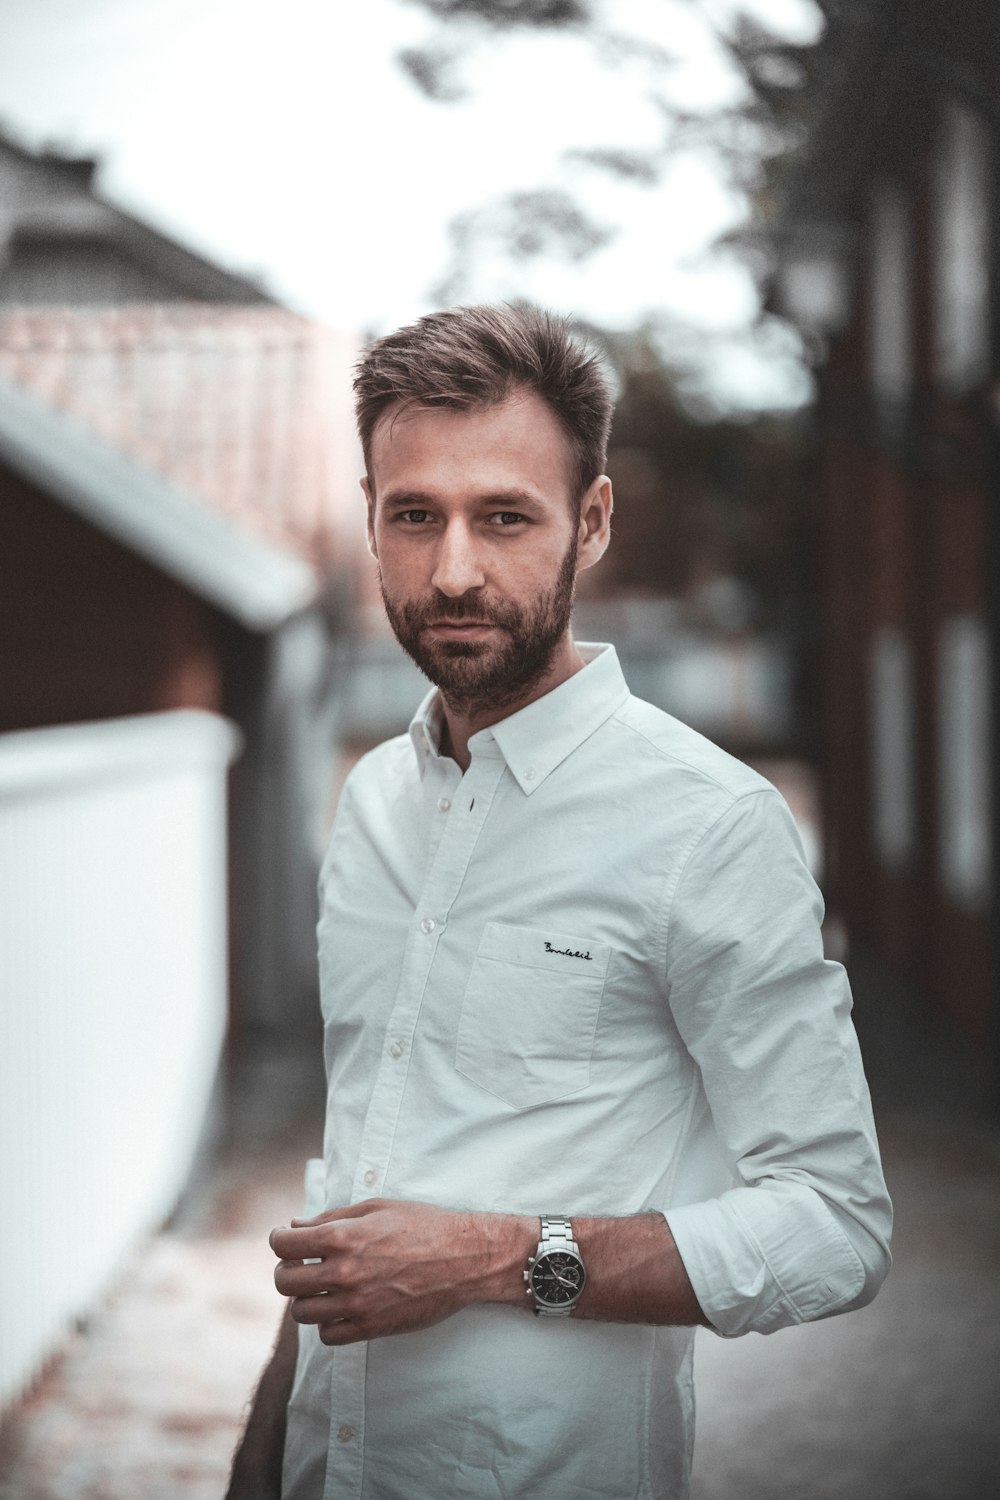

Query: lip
[425,620,497,639]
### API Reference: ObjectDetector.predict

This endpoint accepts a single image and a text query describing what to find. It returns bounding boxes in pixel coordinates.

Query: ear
[361,476,377,559]
[575,476,613,574]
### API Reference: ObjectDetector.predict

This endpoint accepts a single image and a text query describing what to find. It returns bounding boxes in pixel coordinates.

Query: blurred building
[0,132,273,305]
[0,304,361,1038]
[770,0,1000,1073]
[0,131,361,1408]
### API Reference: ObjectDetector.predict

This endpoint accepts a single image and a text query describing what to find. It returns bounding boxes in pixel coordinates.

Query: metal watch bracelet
[525,1215,586,1317]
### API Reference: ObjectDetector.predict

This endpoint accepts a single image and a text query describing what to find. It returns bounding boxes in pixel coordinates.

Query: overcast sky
[0,0,822,410]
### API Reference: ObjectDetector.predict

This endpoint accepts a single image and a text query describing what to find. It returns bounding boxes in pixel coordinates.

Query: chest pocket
[455,922,611,1110]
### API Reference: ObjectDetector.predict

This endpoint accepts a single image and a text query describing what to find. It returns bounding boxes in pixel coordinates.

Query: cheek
[373,539,427,594]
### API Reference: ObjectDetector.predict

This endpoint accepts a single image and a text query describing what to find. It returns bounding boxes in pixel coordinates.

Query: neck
[439,633,585,771]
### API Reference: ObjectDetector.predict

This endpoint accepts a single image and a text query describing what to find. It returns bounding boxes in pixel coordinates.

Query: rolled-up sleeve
[660,788,892,1338]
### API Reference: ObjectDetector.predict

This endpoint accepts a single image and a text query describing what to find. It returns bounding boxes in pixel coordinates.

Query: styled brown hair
[354,303,613,504]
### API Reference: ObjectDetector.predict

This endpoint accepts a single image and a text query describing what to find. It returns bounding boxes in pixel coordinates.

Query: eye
[396,508,430,524]
[490,511,526,527]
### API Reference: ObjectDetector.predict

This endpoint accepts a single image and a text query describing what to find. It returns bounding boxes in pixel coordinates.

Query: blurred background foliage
[402,0,815,299]
[394,0,817,654]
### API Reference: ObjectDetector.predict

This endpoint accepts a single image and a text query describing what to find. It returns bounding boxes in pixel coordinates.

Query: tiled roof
[0,306,361,571]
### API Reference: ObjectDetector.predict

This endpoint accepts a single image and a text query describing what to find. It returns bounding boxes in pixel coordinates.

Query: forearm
[226,1302,298,1500]
[572,1213,706,1325]
[485,1211,707,1327]
[273,1199,706,1346]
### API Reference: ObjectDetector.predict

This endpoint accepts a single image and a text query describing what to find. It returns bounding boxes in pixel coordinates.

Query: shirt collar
[408,689,447,769]
[408,644,629,794]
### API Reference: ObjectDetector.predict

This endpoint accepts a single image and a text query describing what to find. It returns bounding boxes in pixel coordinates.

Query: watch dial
[530,1251,585,1304]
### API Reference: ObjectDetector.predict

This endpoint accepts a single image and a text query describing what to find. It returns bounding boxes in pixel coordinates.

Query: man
[228,304,891,1500]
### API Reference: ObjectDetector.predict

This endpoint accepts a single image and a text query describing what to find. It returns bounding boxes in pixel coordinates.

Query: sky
[0,0,823,411]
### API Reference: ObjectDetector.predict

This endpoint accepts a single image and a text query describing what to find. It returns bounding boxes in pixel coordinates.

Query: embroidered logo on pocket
[544,940,593,961]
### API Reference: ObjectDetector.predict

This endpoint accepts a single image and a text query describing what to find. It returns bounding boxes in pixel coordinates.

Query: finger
[319,1318,367,1347]
[274,1259,332,1297]
[269,1224,297,1256]
[290,1200,382,1229]
[270,1224,332,1259]
[291,1293,349,1326]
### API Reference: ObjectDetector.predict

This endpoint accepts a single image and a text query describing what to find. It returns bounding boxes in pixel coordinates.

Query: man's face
[365,390,593,718]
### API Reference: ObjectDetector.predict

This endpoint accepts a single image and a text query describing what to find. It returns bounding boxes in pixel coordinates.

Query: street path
[1,967,998,1500]
[0,1110,318,1500]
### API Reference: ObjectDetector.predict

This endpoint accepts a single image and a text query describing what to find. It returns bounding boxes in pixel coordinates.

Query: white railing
[0,710,240,1413]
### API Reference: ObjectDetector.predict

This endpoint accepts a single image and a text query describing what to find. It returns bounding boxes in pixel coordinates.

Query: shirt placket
[323,742,508,1500]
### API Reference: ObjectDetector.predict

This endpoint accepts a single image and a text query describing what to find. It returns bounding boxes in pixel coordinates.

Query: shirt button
[337,1424,354,1443]
[420,916,436,934]
[437,796,451,813]
[362,1169,377,1187]
[389,1040,404,1059]
[524,767,536,781]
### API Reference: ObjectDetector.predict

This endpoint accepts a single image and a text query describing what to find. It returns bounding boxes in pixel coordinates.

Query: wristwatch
[524,1216,587,1317]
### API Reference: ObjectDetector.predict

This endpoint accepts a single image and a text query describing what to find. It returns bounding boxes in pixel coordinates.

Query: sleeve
[659,787,892,1338]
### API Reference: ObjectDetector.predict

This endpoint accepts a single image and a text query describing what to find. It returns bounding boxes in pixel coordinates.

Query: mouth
[425,619,498,639]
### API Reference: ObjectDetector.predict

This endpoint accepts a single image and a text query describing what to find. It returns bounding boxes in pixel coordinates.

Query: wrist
[471,1212,537,1306]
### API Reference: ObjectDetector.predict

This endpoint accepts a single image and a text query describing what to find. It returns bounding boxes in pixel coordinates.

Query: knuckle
[337,1255,361,1288]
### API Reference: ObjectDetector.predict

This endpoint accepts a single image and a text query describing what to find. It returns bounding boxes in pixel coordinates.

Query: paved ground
[1,955,998,1500]
[0,1051,323,1500]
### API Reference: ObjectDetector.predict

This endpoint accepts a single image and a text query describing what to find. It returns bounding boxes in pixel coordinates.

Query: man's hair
[354,303,613,504]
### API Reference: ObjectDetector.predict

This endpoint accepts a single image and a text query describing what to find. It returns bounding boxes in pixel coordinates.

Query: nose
[431,519,486,598]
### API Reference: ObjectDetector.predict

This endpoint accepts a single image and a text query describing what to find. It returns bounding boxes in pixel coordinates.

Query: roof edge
[0,373,319,631]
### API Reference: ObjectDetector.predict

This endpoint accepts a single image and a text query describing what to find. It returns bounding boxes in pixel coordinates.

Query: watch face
[530,1251,585,1305]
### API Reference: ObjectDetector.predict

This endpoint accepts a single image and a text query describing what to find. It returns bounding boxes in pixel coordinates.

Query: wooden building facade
[771,0,1000,1059]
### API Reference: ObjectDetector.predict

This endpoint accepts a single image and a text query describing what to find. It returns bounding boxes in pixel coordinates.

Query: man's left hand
[270,1199,526,1346]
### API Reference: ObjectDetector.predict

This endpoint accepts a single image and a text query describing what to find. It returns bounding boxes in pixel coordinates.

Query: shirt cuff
[663,1180,867,1338]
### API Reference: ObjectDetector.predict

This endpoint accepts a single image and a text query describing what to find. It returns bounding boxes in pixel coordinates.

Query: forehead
[368,390,576,503]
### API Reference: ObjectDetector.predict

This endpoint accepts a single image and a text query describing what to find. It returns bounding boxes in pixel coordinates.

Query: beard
[380,536,578,719]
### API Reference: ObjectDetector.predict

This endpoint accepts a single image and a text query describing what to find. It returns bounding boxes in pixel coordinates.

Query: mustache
[397,591,523,630]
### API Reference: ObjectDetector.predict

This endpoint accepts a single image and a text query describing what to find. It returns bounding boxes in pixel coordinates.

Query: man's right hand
[271,1198,530,1347]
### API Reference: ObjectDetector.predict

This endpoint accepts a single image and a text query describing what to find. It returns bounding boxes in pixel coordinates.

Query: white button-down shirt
[282,644,891,1500]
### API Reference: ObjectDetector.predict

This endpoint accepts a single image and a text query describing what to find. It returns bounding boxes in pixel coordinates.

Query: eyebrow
[380,488,545,510]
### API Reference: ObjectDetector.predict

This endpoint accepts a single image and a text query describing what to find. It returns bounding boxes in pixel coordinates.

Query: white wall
[0,710,240,1412]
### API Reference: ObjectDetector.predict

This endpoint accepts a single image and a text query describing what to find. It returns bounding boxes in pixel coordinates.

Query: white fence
[0,710,240,1412]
